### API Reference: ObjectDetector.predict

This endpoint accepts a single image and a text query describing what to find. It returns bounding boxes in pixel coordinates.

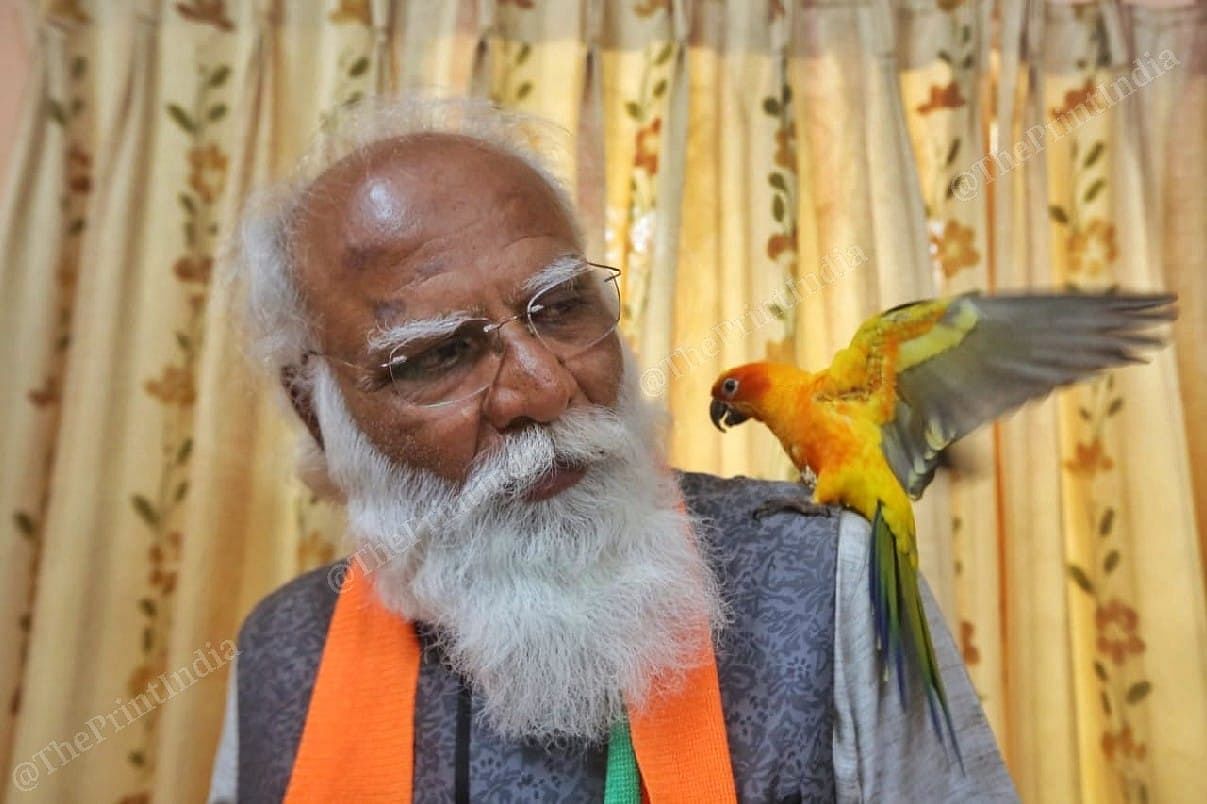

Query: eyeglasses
[305,261,621,409]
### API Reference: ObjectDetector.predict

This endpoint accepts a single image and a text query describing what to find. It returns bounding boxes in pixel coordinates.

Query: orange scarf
[283,562,736,802]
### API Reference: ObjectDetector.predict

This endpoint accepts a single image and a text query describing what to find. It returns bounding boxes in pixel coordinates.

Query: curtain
[0,1,1202,801]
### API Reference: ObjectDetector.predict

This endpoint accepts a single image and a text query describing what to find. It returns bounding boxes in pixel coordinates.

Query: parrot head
[709,363,774,432]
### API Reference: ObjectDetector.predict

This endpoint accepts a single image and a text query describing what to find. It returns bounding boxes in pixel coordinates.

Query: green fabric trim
[603,717,642,804]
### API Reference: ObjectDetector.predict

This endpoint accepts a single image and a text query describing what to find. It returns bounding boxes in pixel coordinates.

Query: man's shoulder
[673,469,849,559]
[675,468,799,505]
[237,561,345,657]
[674,468,838,523]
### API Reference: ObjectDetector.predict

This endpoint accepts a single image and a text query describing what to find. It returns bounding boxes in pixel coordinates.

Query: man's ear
[281,364,324,450]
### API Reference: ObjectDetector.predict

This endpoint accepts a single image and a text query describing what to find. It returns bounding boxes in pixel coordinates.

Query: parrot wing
[833,291,1176,498]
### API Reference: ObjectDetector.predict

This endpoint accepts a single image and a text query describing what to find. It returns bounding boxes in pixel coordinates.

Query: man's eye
[391,338,478,380]
[532,293,588,323]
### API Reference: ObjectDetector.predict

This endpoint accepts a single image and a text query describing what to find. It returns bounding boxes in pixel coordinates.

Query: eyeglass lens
[385,264,620,408]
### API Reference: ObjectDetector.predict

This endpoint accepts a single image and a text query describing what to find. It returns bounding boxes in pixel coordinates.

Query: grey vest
[236,471,839,802]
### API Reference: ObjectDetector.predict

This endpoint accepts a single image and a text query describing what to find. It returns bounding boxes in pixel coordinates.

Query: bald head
[293,135,582,333]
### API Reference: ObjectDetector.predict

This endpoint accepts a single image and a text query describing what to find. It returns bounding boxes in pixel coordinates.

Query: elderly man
[208,97,1014,803]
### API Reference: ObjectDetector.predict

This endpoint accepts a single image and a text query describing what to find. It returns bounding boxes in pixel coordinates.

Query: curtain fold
[0,1,1202,801]
[0,14,68,780]
[9,4,163,799]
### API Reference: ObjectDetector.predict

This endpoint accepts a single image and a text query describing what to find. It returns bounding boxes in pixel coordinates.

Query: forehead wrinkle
[372,298,407,323]
[342,243,391,273]
[340,241,449,282]
[408,255,450,281]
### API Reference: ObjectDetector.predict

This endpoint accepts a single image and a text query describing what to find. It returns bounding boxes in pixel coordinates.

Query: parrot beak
[710,399,750,432]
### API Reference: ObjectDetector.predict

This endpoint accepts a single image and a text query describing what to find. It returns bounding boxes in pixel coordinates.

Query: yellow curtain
[0,1,1202,801]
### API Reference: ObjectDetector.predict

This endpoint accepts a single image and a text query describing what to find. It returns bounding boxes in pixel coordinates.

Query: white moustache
[458,403,632,505]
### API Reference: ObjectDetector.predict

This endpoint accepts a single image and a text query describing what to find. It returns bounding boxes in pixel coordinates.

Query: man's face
[293,134,623,487]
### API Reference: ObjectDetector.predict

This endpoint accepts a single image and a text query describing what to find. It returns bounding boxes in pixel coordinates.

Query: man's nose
[481,324,574,432]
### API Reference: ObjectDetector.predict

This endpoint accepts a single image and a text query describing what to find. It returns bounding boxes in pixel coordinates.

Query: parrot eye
[722,378,739,395]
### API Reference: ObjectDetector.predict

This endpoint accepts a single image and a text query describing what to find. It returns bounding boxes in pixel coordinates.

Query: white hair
[224,94,584,400]
[311,346,726,743]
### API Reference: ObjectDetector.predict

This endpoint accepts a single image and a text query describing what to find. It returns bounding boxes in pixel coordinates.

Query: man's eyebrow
[366,312,477,358]
[520,255,589,297]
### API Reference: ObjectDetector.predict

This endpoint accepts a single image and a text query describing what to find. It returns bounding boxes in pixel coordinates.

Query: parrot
[708,290,1176,762]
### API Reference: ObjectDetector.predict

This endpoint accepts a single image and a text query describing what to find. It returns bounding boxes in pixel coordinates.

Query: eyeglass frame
[301,260,622,409]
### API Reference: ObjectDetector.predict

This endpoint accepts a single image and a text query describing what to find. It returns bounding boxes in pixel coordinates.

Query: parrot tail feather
[869,502,965,771]
[869,503,905,692]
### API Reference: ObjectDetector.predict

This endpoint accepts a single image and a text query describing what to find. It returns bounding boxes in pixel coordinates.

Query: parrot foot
[752,496,833,521]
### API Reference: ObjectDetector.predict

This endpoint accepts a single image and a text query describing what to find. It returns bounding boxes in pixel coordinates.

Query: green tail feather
[869,502,964,769]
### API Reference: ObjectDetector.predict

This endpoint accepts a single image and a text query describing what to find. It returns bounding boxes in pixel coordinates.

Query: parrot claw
[752,496,834,521]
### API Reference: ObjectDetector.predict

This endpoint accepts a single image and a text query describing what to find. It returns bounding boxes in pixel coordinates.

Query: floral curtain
[0,1,1202,802]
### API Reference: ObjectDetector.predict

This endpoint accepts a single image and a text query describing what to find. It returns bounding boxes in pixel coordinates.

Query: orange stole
[285,562,736,803]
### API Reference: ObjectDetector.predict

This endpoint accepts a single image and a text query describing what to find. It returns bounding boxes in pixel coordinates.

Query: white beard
[309,349,724,744]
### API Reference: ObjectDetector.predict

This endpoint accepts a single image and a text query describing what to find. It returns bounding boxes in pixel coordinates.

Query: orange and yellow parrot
[708,290,1176,760]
